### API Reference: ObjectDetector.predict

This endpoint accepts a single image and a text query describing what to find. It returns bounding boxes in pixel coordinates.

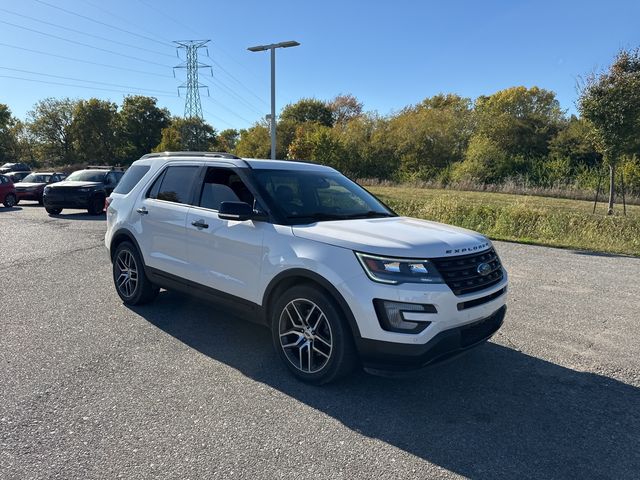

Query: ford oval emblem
[477,262,492,276]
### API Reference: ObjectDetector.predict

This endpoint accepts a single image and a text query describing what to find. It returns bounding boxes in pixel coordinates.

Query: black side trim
[146,267,267,326]
[262,269,362,339]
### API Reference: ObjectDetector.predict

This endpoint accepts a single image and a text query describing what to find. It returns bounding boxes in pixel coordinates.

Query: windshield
[65,170,106,182]
[22,174,51,183]
[253,169,394,224]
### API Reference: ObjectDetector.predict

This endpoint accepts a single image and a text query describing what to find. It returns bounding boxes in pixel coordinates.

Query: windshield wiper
[340,211,394,219]
[286,213,347,221]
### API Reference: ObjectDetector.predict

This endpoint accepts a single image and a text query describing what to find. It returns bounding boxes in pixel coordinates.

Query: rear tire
[3,193,16,208]
[45,207,62,215]
[113,241,159,305]
[271,284,357,385]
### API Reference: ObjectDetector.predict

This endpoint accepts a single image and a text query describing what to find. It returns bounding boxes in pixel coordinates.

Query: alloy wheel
[115,249,138,298]
[279,298,333,374]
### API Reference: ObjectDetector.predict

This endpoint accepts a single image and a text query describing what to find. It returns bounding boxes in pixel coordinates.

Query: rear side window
[113,166,149,194]
[148,166,199,205]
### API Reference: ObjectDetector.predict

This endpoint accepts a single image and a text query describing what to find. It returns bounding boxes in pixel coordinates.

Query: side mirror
[218,201,253,221]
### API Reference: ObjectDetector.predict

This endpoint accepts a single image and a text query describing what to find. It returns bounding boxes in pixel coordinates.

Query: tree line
[1,48,639,211]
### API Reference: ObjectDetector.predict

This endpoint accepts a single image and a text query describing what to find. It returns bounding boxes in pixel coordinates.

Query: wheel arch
[109,228,143,263]
[262,269,362,340]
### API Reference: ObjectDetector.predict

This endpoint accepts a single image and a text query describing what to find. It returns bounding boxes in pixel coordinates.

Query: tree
[218,129,239,152]
[280,98,333,127]
[27,97,77,165]
[579,48,640,214]
[0,104,19,163]
[328,94,363,125]
[154,117,218,152]
[234,123,271,158]
[71,98,119,164]
[548,116,601,170]
[115,96,170,163]
[385,94,473,180]
[474,86,564,161]
[287,122,347,171]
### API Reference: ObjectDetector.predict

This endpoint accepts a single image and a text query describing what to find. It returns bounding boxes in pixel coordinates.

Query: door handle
[191,220,209,229]
[136,207,148,215]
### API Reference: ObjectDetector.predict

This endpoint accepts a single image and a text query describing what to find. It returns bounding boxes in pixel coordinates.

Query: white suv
[105,152,508,384]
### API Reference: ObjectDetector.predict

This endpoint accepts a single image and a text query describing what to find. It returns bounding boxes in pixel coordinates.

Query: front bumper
[43,192,92,209]
[357,305,506,375]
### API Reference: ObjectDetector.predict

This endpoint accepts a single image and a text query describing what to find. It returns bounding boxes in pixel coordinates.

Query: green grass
[367,186,640,256]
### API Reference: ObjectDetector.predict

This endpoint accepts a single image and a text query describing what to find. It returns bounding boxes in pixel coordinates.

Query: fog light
[373,299,436,333]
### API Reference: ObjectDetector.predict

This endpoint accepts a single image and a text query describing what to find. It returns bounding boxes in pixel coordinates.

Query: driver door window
[198,167,255,211]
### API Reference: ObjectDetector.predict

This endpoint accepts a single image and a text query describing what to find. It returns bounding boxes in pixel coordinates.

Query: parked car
[14,172,66,205]
[0,174,17,207]
[5,171,32,183]
[0,162,30,174]
[105,152,508,384]
[43,166,124,215]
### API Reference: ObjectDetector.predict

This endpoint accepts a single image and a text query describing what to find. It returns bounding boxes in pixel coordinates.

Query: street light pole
[270,46,276,160]
[248,40,300,160]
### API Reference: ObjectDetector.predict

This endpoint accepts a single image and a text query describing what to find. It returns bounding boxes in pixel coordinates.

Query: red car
[0,174,17,208]
[15,172,66,205]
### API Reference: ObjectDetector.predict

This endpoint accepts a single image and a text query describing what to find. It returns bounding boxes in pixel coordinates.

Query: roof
[137,151,335,172]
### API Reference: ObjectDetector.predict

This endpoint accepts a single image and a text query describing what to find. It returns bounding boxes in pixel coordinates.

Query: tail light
[105,196,113,210]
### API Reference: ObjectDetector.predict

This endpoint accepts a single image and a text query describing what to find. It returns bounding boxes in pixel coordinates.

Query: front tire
[88,195,105,215]
[271,285,357,384]
[45,207,62,215]
[112,241,159,305]
[3,193,16,208]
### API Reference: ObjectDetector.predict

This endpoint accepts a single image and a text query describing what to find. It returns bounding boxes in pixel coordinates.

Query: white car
[105,152,508,384]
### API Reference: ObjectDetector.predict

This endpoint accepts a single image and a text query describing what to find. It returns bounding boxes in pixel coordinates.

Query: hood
[291,217,491,258]
[15,182,45,189]
[48,181,101,188]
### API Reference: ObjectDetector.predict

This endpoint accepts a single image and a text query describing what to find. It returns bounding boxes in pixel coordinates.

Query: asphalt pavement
[1,203,639,479]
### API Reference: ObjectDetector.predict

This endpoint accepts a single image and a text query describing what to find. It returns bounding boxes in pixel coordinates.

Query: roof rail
[140,151,241,160]
[84,165,125,170]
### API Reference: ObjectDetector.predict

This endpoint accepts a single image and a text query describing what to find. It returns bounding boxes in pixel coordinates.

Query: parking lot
[1,203,639,479]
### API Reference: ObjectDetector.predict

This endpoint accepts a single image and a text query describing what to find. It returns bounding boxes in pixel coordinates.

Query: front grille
[432,248,504,296]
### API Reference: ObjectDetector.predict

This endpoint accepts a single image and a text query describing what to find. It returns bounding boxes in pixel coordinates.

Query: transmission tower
[173,40,212,119]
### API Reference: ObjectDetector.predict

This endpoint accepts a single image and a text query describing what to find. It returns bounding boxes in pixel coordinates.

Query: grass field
[367,185,640,256]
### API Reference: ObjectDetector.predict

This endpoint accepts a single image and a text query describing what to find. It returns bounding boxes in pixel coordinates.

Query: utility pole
[248,40,300,159]
[174,40,212,119]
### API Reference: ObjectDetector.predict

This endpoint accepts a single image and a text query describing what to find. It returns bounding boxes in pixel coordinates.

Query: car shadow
[129,290,640,479]
[0,205,22,211]
[572,249,639,260]
[48,211,105,221]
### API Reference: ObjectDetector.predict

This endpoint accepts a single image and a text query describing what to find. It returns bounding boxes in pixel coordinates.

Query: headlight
[355,252,444,285]
[43,186,51,194]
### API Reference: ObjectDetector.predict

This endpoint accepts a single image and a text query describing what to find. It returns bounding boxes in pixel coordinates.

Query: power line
[209,57,269,108]
[133,0,268,107]
[0,74,176,97]
[203,96,254,125]
[201,108,235,129]
[34,0,172,48]
[135,0,268,89]
[79,0,172,47]
[0,66,175,95]
[200,75,265,117]
[0,7,175,59]
[0,41,175,78]
[0,20,171,69]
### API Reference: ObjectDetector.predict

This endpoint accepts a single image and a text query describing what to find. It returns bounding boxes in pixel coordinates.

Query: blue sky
[1,0,639,131]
